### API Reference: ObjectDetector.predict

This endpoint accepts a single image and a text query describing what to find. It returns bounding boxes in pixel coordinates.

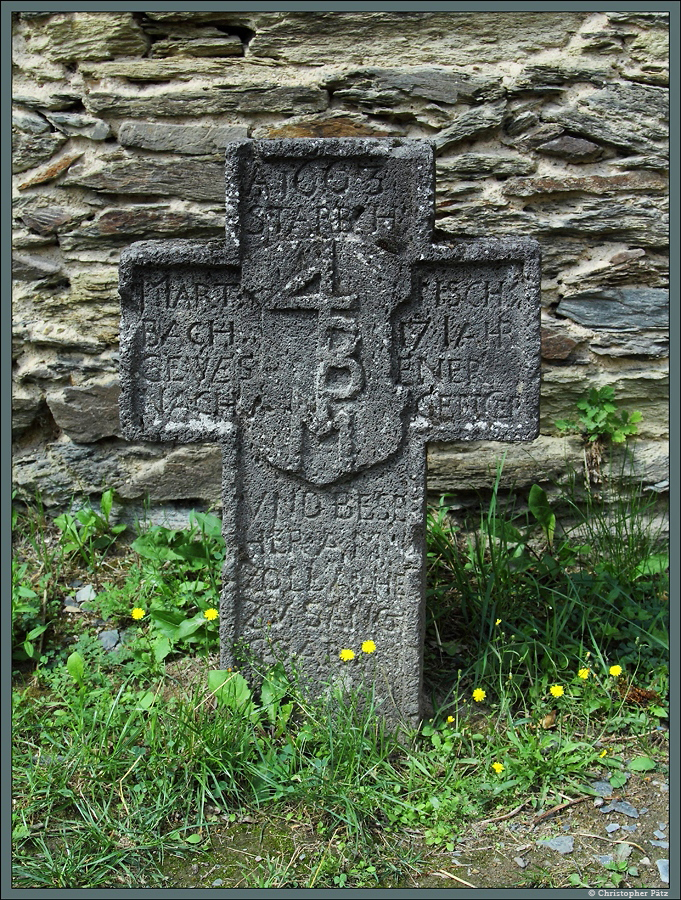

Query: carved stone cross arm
[119,139,540,725]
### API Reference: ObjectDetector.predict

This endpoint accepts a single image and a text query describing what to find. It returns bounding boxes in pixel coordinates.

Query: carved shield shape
[240,238,410,485]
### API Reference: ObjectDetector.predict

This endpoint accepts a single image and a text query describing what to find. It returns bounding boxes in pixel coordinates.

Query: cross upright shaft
[119,138,541,725]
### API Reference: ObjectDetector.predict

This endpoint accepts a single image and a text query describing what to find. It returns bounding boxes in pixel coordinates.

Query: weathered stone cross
[119,139,540,725]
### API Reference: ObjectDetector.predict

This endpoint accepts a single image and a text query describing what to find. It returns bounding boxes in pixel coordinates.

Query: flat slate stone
[543,82,668,155]
[591,780,614,797]
[44,111,111,140]
[117,122,248,155]
[557,288,669,330]
[434,102,507,153]
[98,629,120,651]
[536,135,603,161]
[119,138,540,725]
[46,380,122,443]
[538,836,574,854]
[75,585,97,604]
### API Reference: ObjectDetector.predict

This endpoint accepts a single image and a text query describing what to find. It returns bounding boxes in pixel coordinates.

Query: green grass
[11,459,669,888]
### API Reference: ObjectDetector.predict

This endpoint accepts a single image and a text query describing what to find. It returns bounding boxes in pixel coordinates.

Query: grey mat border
[3,1,677,898]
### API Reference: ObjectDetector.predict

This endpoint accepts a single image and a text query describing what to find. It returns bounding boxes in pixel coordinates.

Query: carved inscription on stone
[396,260,538,439]
[241,157,413,245]
[120,139,540,726]
[241,237,410,485]
[232,475,421,662]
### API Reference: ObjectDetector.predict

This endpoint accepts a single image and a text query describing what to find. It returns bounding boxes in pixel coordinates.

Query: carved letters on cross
[119,140,540,724]
[120,140,539,482]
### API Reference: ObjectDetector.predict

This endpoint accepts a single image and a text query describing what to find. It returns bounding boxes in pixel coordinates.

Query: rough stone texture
[25,12,150,62]
[10,10,668,541]
[45,379,122,443]
[542,83,668,156]
[243,12,589,66]
[535,136,604,162]
[117,122,248,155]
[118,139,541,723]
[12,130,69,174]
[62,154,228,202]
[43,112,111,141]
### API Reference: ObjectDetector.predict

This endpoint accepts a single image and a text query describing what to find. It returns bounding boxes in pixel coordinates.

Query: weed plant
[11,457,669,888]
[425,459,669,713]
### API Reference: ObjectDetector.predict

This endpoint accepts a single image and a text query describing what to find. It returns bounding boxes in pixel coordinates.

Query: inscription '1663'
[244,158,409,243]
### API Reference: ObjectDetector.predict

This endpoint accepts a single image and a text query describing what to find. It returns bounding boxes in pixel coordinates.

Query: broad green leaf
[261,663,289,712]
[175,613,208,640]
[76,508,98,527]
[153,635,171,663]
[66,651,85,685]
[190,511,224,540]
[137,690,157,710]
[528,484,555,543]
[148,609,185,640]
[208,670,254,716]
[26,624,48,640]
[185,833,203,844]
[628,756,656,772]
[609,772,627,789]
[634,553,669,578]
[131,532,183,561]
[100,489,113,520]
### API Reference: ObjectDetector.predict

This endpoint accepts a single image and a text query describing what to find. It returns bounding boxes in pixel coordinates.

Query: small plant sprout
[555,385,642,444]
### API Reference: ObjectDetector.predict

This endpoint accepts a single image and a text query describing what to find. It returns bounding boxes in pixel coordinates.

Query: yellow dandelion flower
[495,618,502,626]
[339,648,355,661]
[492,762,505,774]
[361,640,376,654]
[599,749,608,758]
[609,665,623,677]
[203,608,219,621]
[447,715,455,723]
[131,607,145,620]
[550,684,564,698]
[472,688,486,703]
[578,668,590,680]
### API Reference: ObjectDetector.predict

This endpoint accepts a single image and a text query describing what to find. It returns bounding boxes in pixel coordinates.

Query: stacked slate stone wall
[12,11,669,520]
